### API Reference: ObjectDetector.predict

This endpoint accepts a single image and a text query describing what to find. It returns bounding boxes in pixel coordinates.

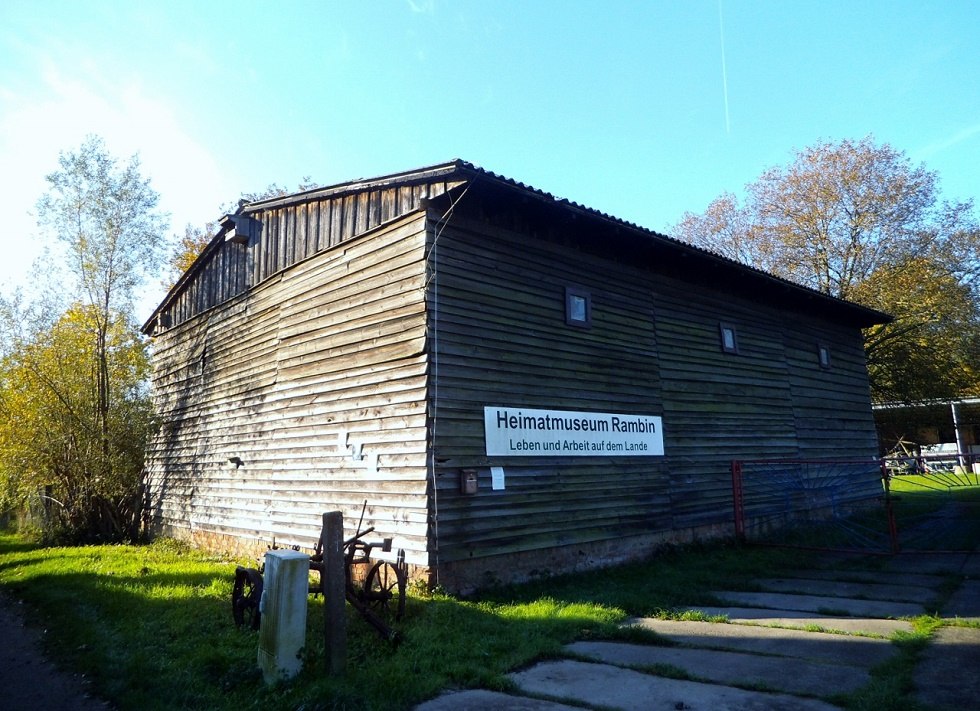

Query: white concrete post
[257,549,309,684]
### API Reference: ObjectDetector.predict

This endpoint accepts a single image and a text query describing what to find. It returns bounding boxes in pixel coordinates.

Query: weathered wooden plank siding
[655,277,880,529]
[428,201,882,567]
[784,320,879,459]
[653,278,798,530]
[145,212,432,563]
[428,213,670,566]
[782,317,883,503]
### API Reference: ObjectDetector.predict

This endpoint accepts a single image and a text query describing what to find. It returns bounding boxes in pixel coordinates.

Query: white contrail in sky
[719,0,731,134]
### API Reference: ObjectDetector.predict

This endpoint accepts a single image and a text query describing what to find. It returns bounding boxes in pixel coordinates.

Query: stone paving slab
[913,626,980,711]
[680,606,912,636]
[629,618,895,667]
[415,551,980,710]
[567,640,871,696]
[509,659,839,711]
[880,552,969,575]
[710,590,924,618]
[414,689,582,711]
[754,577,937,604]
[942,579,980,619]
[777,567,947,589]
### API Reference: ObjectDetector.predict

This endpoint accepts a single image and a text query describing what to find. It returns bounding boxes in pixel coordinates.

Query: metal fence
[731,458,890,552]
[881,452,980,552]
[731,454,980,553]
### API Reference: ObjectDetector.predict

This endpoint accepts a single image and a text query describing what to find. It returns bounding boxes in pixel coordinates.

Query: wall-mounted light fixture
[228,456,244,468]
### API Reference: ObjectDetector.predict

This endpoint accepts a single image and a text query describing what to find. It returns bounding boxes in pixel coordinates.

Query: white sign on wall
[484,406,665,457]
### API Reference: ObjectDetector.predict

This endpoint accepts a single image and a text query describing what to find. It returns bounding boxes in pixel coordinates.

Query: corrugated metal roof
[241,159,468,211]
[145,159,892,332]
[421,160,892,327]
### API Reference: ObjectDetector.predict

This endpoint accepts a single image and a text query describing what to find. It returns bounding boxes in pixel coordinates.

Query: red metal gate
[882,452,980,552]
[731,454,980,553]
[731,458,891,552]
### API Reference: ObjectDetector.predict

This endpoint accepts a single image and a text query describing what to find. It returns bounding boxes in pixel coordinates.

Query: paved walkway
[417,549,980,710]
[3,547,976,710]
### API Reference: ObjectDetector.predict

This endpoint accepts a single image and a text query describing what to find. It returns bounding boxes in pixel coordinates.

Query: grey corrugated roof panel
[242,159,470,211]
[874,396,980,409]
[446,161,892,328]
[144,159,892,332]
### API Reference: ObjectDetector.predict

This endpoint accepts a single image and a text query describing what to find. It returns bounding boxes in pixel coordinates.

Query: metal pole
[952,402,966,470]
[731,461,745,542]
[881,460,900,554]
[322,511,346,676]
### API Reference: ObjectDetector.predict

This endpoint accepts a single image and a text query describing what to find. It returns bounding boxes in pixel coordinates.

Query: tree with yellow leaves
[0,305,152,539]
[0,135,167,541]
[673,136,980,403]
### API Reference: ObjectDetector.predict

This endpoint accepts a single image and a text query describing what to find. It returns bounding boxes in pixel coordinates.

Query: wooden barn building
[142,160,890,590]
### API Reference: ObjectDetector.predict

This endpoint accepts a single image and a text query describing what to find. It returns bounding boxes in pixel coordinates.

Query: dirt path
[0,592,110,710]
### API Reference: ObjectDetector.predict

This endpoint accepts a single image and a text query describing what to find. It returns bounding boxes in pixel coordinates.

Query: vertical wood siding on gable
[145,212,432,564]
[160,181,462,331]
[169,240,251,326]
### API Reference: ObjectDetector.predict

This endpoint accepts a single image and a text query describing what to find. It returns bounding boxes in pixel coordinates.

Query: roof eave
[450,166,893,328]
[241,159,470,213]
[144,158,893,333]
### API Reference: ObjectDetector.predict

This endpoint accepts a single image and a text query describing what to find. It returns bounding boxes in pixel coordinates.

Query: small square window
[818,344,832,369]
[565,287,591,328]
[719,323,739,354]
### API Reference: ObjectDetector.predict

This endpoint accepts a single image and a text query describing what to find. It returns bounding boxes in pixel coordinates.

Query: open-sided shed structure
[143,160,890,590]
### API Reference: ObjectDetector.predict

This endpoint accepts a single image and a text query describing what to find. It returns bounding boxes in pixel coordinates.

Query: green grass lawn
[0,534,805,710]
[0,534,638,710]
[888,476,980,551]
[0,517,973,711]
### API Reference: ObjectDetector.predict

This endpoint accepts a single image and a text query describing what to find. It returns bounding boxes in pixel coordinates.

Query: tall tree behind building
[672,136,980,403]
[0,135,168,541]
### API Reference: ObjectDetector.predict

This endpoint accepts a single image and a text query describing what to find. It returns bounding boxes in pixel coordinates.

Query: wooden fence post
[322,511,347,675]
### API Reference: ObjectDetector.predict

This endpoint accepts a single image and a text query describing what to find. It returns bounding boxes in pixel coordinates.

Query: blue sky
[1,1,978,318]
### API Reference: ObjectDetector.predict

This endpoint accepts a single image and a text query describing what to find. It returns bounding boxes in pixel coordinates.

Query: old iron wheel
[231,566,263,630]
[363,560,406,620]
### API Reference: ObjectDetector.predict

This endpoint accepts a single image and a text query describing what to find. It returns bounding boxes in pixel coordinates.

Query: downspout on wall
[423,180,474,587]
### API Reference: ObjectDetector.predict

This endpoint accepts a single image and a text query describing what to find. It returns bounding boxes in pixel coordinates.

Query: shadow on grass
[474,540,811,615]
[0,533,633,711]
[5,521,960,711]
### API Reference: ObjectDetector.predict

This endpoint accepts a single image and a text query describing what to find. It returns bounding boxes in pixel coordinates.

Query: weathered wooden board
[144,212,432,560]
[156,179,463,332]
[146,166,882,584]
[425,201,879,563]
